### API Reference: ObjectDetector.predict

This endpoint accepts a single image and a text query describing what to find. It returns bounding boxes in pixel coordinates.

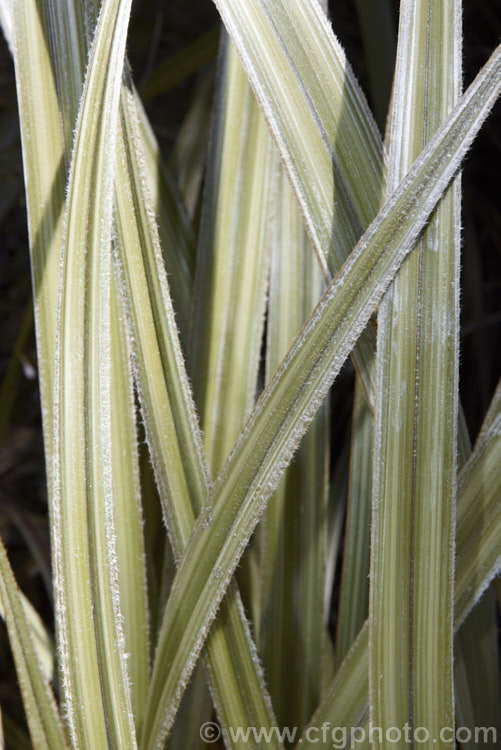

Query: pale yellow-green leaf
[10,0,151,741]
[186,34,285,748]
[11,0,67,462]
[44,1,151,732]
[189,32,276,636]
[115,80,208,556]
[108,274,150,729]
[52,0,137,745]
[4,3,500,748]
[213,0,383,272]
[454,382,501,750]
[259,166,328,731]
[191,34,276,476]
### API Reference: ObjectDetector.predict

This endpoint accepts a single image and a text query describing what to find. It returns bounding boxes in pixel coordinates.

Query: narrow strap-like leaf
[52,1,137,746]
[141,27,219,103]
[0,558,54,683]
[108,273,150,729]
[0,540,67,750]
[214,0,384,271]
[213,0,384,406]
[51,0,196,347]
[259,165,328,731]
[134,95,196,342]
[335,380,372,666]
[82,0,198,339]
[306,625,370,747]
[12,0,151,740]
[144,48,501,749]
[455,410,501,625]
[186,34,287,748]
[454,384,501,744]
[115,65,282,750]
[115,81,209,557]
[11,0,68,461]
[300,404,501,748]
[189,29,276,637]
[39,10,278,750]
[9,0,194,445]
[370,1,461,743]
[191,34,276,475]
[49,0,151,731]
[169,67,215,219]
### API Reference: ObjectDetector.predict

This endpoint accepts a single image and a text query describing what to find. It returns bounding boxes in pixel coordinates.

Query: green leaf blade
[0,540,68,750]
[300,397,501,748]
[191,35,276,476]
[259,167,328,731]
[369,1,461,743]
[455,409,501,625]
[336,381,372,666]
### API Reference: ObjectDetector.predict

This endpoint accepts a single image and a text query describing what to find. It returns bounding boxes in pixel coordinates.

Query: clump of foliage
[0,1,500,749]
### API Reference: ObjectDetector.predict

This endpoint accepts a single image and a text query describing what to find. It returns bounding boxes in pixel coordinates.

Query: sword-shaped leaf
[370,2,461,743]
